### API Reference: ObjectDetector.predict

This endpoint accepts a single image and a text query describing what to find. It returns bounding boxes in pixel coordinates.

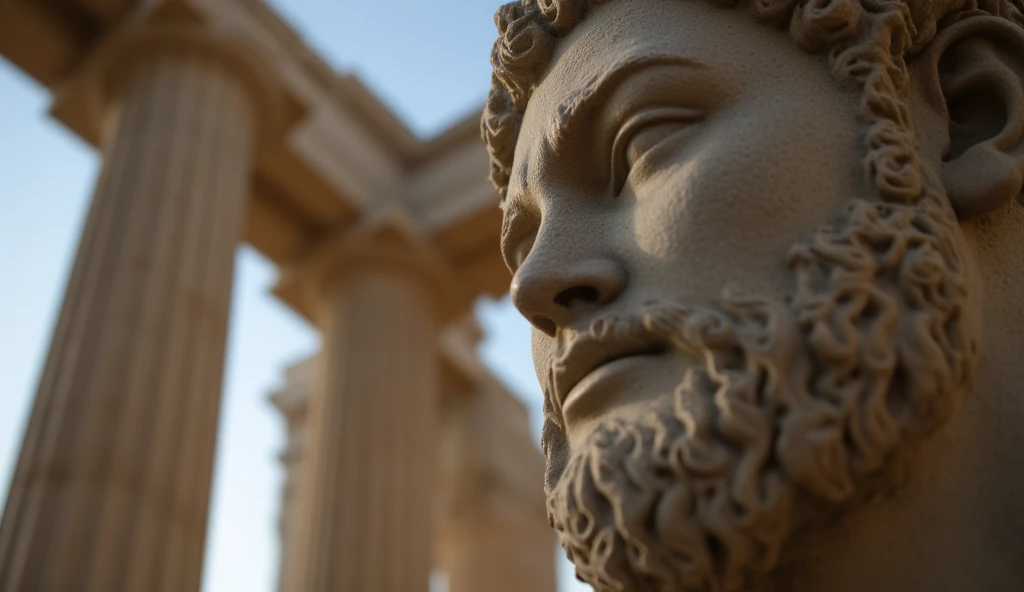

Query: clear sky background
[0,1,589,590]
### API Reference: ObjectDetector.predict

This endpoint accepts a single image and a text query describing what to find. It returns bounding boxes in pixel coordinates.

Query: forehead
[510,0,812,200]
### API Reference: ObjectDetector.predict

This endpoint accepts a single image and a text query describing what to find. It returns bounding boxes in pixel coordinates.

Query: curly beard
[543,195,979,591]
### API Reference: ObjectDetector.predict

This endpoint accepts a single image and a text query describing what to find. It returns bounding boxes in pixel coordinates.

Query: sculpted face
[504,0,864,453]
[486,0,1024,589]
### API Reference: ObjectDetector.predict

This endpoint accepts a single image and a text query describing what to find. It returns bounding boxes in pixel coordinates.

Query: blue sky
[0,1,589,590]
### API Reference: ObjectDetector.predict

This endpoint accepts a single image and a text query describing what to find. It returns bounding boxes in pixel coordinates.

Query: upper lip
[551,327,668,409]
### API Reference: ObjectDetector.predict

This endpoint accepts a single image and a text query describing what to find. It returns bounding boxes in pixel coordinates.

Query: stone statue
[481,0,1024,590]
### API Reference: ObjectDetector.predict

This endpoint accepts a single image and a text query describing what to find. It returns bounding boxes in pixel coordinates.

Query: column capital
[274,207,472,327]
[50,9,304,156]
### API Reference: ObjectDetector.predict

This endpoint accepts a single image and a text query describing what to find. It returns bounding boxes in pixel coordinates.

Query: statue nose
[510,257,627,336]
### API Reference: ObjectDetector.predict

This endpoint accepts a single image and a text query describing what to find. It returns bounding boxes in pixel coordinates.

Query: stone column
[0,26,276,592]
[436,399,558,592]
[268,359,316,592]
[441,516,557,592]
[283,237,448,592]
[435,319,558,592]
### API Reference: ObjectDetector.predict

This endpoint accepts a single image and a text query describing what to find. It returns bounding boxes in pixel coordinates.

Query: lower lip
[562,354,663,423]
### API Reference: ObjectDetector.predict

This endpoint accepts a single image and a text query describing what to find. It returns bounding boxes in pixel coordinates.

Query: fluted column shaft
[441,516,557,592]
[0,40,255,592]
[289,266,439,592]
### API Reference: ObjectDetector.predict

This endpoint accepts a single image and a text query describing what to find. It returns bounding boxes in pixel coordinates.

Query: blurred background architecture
[0,0,576,590]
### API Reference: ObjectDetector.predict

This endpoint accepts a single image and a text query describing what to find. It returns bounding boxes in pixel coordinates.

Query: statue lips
[553,330,668,423]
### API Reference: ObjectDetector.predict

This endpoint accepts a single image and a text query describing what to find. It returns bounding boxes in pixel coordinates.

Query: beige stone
[0,0,557,590]
[279,232,446,592]
[269,316,555,592]
[0,23,268,592]
[435,317,557,592]
[268,361,313,592]
[437,385,556,592]
[485,0,1024,590]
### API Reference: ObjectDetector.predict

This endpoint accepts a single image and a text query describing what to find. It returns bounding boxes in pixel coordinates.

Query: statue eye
[625,122,689,168]
[610,107,702,195]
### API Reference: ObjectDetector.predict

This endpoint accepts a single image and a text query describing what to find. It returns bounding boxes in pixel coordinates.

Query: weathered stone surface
[0,24,264,592]
[485,0,1024,590]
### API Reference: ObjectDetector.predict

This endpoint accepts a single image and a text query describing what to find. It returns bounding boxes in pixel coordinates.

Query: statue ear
[917,16,1024,220]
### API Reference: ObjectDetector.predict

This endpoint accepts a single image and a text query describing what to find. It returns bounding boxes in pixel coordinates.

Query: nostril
[532,316,557,336]
[554,285,600,308]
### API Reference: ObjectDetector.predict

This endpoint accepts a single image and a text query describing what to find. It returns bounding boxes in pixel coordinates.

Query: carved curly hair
[481,0,1024,204]
[484,2,1024,589]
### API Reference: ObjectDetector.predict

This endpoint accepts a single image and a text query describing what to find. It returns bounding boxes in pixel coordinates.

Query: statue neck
[772,318,1024,591]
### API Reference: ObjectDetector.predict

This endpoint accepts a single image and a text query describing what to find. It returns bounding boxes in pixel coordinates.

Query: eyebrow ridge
[501,55,705,264]
[545,53,707,156]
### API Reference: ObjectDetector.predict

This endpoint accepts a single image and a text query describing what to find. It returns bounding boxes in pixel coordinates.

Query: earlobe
[917,17,1024,220]
[944,143,1024,219]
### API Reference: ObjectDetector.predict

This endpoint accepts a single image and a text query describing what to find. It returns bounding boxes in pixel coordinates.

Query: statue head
[483,0,1024,589]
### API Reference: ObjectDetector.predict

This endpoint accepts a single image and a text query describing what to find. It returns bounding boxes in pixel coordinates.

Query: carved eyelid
[610,106,704,195]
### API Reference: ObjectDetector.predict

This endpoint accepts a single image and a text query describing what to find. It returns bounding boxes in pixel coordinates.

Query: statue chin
[544,195,978,592]
[478,0,1024,586]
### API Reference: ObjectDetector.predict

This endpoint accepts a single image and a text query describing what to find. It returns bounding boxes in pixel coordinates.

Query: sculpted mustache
[550,299,773,368]
[542,298,783,425]
[552,304,685,361]
[543,306,675,426]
